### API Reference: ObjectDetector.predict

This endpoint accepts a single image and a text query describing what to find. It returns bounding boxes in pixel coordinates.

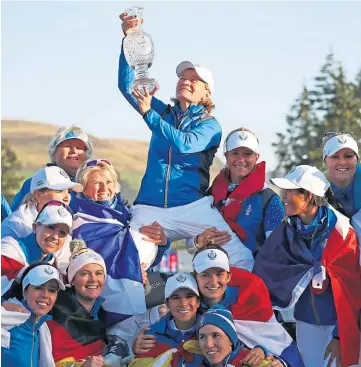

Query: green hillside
[1,120,223,203]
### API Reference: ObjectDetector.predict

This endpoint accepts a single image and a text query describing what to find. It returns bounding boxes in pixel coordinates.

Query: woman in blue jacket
[1,262,65,367]
[117,12,254,272]
[2,200,73,284]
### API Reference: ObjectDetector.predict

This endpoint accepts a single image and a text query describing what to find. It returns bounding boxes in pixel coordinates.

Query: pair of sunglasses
[324,131,355,138]
[85,159,113,168]
[35,200,73,222]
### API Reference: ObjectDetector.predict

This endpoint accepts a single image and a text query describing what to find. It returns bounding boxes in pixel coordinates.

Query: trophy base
[131,77,159,93]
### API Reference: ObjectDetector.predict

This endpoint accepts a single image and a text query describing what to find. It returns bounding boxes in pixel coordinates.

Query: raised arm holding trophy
[118,7,254,272]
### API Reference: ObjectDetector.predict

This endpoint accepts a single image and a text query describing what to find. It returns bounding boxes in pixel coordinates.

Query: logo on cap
[58,207,68,218]
[59,169,69,179]
[45,266,54,275]
[238,132,248,141]
[176,274,186,283]
[208,250,217,260]
[337,135,347,144]
[36,180,44,187]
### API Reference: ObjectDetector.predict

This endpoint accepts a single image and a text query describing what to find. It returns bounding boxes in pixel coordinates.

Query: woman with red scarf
[187,128,284,257]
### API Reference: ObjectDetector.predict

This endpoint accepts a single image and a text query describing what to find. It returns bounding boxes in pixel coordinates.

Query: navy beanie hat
[198,307,238,348]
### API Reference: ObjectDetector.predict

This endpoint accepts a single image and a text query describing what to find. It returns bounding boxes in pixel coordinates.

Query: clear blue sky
[2,1,361,170]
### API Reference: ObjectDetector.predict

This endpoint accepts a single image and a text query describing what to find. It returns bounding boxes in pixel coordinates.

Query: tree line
[2,53,361,202]
[273,53,361,175]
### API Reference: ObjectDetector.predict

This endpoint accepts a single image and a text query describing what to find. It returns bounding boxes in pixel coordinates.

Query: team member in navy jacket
[254,165,361,367]
[118,12,253,272]
[187,128,284,256]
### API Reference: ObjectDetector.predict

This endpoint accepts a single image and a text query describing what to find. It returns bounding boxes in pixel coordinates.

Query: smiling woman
[11,125,93,212]
[1,262,64,367]
[187,128,285,258]
[46,239,116,367]
[1,200,73,290]
[130,273,206,367]
[322,132,361,219]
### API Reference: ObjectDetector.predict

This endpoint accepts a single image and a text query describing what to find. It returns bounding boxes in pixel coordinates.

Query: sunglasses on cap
[35,200,73,222]
[324,131,356,138]
[85,159,113,168]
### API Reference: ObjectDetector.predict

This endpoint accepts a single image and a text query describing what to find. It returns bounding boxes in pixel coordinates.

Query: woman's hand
[324,339,342,367]
[132,327,156,354]
[132,87,158,116]
[2,301,28,314]
[82,355,104,367]
[240,347,265,367]
[141,263,148,285]
[119,12,143,36]
[262,355,284,367]
[140,221,168,246]
[196,227,232,248]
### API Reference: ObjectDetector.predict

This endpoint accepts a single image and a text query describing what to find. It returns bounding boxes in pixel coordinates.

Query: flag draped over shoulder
[226,267,304,367]
[72,196,146,327]
[254,208,361,367]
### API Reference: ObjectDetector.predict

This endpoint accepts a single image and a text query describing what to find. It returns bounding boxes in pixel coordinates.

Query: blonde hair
[48,125,93,162]
[76,161,121,195]
[23,188,50,208]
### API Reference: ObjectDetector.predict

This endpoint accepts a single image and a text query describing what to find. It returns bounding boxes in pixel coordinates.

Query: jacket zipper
[164,108,187,208]
[310,285,321,325]
[30,324,36,367]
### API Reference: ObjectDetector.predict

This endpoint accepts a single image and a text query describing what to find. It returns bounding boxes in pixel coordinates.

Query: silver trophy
[123,6,159,92]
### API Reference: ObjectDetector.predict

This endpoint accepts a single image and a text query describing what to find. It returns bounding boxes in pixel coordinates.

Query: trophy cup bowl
[123,6,159,92]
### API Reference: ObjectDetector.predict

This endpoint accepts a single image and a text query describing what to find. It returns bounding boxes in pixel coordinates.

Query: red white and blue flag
[72,196,146,327]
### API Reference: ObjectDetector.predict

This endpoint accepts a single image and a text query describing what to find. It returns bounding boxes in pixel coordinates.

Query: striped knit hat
[198,307,238,347]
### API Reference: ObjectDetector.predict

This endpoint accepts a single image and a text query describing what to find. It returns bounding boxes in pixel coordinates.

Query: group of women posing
[1,9,361,367]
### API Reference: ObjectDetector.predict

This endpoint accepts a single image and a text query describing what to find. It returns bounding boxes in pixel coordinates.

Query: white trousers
[107,306,161,358]
[130,196,254,270]
[296,321,336,367]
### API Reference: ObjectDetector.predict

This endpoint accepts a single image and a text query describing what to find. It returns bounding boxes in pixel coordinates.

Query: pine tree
[273,87,319,174]
[273,53,361,173]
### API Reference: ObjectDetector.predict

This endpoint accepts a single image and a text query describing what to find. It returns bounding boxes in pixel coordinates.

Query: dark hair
[20,261,56,290]
[292,188,327,208]
[192,244,229,261]
[324,187,347,216]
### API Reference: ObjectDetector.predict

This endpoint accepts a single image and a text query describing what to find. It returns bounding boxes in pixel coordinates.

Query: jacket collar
[21,299,53,330]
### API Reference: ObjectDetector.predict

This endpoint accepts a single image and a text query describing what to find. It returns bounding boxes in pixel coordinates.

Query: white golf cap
[270,165,330,197]
[192,249,230,273]
[22,264,65,291]
[30,166,83,193]
[164,273,199,299]
[323,134,359,160]
[225,130,259,154]
[176,61,214,94]
[35,202,73,231]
